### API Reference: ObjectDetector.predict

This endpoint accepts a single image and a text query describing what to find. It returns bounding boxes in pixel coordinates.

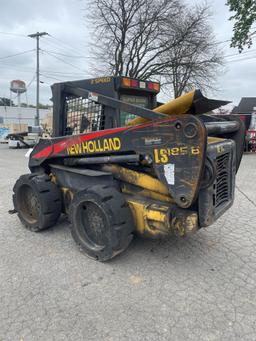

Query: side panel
[30,115,207,208]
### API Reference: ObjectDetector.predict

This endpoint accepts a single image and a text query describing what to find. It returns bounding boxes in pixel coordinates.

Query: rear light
[147,82,160,92]
[122,78,139,88]
[147,82,154,90]
[131,79,139,87]
[153,83,160,92]
[122,77,160,91]
[122,78,131,87]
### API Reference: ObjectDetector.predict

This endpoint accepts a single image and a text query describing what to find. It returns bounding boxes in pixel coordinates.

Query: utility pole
[28,32,48,126]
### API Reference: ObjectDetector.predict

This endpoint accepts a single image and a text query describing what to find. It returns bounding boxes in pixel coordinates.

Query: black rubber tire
[13,173,62,232]
[70,184,134,261]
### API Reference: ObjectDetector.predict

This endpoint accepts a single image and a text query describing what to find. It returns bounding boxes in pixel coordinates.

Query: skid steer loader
[12,76,245,261]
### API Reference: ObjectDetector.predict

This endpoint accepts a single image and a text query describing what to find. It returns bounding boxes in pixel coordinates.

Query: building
[0,106,51,126]
[232,97,256,130]
[0,106,53,142]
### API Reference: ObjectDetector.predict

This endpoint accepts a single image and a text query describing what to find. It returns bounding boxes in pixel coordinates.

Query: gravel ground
[0,144,256,341]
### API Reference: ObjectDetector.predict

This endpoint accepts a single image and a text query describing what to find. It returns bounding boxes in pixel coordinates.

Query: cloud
[0,0,255,107]
[0,0,91,104]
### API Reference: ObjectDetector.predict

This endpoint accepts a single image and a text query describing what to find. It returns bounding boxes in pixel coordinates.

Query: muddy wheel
[13,173,61,232]
[70,184,134,261]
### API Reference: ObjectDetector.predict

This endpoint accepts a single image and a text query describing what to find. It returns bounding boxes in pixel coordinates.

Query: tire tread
[13,173,61,232]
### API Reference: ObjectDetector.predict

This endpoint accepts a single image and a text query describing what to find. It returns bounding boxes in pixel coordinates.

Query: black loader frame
[12,76,245,261]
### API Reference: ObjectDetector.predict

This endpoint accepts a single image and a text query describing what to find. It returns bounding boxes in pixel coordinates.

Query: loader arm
[30,115,207,208]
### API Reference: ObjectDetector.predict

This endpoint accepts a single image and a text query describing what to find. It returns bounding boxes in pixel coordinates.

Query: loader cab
[52,76,160,137]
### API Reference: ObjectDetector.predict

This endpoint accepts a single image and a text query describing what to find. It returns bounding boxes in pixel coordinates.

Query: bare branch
[86,0,223,96]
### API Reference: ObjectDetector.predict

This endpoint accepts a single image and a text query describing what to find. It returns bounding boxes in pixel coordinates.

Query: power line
[27,74,37,88]
[0,59,79,74]
[42,71,90,82]
[0,49,35,60]
[41,72,81,80]
[226,55,256,63]
[0,49,255,75]
[0,31,28,37]
[41,69,85,76]
[0,61,85,77]
[42,37,82,58]
[213,32,256,46]
[47,34,88,57]
[40,73,63,82]
[41,47,256,67]
[213,39,231,46]
[41,49,92,59]
[42,50,88,74]
[0,62,36,73]
[39,38,75,55]
[225,48,256,59]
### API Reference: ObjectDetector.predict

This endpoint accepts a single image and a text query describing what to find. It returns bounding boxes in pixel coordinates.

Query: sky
[0,0,255,108]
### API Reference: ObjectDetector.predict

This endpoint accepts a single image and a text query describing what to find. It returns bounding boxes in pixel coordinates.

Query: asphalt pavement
[0,144,256,341]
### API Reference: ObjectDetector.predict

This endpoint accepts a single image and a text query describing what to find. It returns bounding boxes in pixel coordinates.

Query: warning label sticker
[164,163,175,185]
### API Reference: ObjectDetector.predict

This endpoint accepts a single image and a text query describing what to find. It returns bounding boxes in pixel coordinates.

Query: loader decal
[67,138,121,155]
[90,77,112,85]
[32,126,128,159]
[154,146,201,164]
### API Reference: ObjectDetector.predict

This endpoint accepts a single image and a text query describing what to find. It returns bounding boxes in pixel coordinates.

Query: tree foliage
[87,0,223,97]
[227,0,256,51]
[0,98,50,108]
[0,97,14,106]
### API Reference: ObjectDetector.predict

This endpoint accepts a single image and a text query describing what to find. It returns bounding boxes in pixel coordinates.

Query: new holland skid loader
[12,77,245,261]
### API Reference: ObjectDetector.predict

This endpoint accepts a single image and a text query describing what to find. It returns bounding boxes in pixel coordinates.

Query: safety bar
[205,121,240,135]
[64,84,166,121]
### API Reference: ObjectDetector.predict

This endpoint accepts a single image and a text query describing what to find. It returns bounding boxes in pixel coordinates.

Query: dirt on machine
[12,76,245,261]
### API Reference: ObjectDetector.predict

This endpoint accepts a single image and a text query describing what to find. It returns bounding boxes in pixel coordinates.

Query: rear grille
[215,153,231,208]
[198,140,235,227]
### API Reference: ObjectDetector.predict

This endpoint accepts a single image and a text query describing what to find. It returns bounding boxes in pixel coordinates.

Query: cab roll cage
[52,82,240,138]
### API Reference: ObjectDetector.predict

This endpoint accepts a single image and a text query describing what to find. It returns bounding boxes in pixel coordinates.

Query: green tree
[0,97,14,106]
[38,103,51,109]
[227,0,256,51]
[21,103,51,109]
